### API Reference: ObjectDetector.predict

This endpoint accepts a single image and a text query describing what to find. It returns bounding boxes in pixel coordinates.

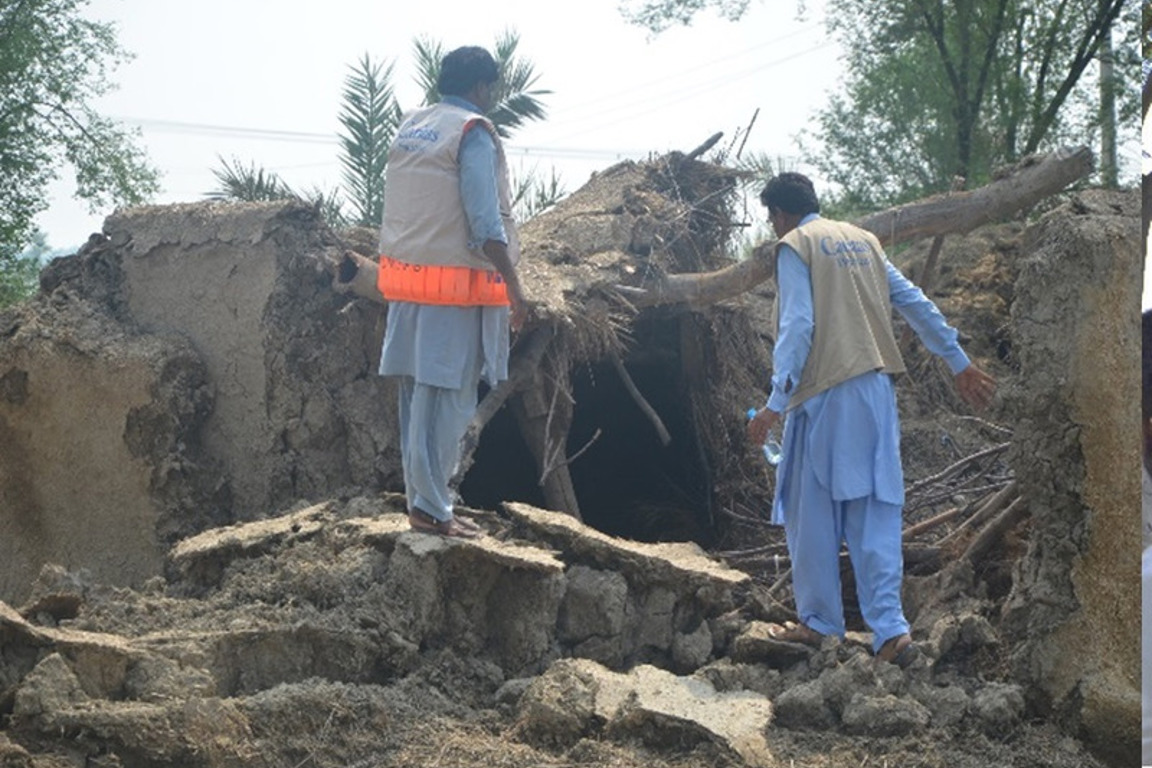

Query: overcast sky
[31,0,843,247]
[36,0,843,249]
[36,0,1139,271]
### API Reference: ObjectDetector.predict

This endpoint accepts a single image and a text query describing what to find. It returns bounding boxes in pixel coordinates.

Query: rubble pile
[0,144,1139,766]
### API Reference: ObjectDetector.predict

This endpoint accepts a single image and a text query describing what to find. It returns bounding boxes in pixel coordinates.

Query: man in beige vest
[747,172,995,665]
[377,46,527,539]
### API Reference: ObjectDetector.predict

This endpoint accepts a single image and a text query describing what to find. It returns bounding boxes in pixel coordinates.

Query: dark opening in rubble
[460,401,548,511]
[461,316,712,546]
[566,358,711,545]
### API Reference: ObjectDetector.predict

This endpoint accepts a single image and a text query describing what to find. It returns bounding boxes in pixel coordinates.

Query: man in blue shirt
[747,172,996,665]
[377,46,526,539]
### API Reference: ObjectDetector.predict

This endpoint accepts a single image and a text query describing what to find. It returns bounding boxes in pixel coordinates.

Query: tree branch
[611,353,672,446]
[622,147,1092,308]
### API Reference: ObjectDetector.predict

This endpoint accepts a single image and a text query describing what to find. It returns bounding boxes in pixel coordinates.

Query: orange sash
[376,256,509,306]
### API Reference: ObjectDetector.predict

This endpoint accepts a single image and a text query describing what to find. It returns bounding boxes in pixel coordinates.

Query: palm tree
[207,156,349,227]
[409,31,562,220]
[486,29,550,139]
[411,30,550,138]
[338,56,401,228]
[209,29,558,229]
[206,156,293,202]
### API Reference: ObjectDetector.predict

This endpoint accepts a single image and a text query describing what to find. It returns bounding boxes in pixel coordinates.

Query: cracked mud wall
[104,201,400,519]
[1000,190,1140,765]
[0,297,221,604]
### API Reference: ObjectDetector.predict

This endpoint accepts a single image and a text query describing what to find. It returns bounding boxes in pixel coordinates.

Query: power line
[549,22,824,118]
[115,115,651,163]
[112,36,833,171]
[121,117,339,144]
[542,41,836,143]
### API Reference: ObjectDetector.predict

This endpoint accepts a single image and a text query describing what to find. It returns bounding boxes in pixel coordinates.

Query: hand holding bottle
[746,407,783,466]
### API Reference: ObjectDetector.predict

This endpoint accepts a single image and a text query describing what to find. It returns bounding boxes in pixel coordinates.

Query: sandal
[452,514,484,534]
[408,509,482,539]
[766,621,824,648]
[876,633,919,668]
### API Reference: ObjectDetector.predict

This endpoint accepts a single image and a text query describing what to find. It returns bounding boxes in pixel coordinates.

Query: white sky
[36,0,839,250]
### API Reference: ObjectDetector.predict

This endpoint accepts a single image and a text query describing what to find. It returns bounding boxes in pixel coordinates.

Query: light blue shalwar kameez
[768,214,970,651]
[378,95,510,524]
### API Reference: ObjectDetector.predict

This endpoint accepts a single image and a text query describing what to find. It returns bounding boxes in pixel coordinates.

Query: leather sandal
[876,633,918,668]
[452,514,484,534]
[766,621,824,648]
[408,509,482,539]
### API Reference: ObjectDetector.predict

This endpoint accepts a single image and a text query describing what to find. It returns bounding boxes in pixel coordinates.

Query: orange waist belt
[376,256,509,306]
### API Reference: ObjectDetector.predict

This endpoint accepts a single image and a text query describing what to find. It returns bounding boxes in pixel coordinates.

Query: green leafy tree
[620,0,1133,210]
[0,233,47,307]
[618,0,754,34]
[0,0,159,256]
[809,0,1130,208]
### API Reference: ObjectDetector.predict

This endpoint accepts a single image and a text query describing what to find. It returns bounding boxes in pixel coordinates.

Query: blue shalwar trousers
[772,370,910,652]
[379,301,509,523]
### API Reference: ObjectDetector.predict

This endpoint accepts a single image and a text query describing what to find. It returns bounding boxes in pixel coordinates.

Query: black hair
[759,172,820,216]
[437,46,499,98]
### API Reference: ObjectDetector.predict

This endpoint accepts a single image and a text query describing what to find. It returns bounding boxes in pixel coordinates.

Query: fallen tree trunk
[624,146,1093,308]
[331,249,383,304]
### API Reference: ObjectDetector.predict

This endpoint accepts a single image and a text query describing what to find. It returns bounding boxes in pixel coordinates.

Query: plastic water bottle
[747,408,783,466]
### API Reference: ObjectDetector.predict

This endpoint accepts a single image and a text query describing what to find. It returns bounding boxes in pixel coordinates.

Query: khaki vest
[378,102,519,272]
[774,218,905,410]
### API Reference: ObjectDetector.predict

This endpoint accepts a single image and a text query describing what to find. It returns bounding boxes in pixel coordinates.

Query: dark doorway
[463,313,712,545]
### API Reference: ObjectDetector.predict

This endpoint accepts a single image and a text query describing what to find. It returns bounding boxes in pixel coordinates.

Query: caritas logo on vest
[820,236,872,268]
[395,126,440,153]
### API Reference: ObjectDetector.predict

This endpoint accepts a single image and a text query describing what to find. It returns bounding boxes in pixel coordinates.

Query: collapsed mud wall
[1000,189,1140,765]
[0,201,400,605]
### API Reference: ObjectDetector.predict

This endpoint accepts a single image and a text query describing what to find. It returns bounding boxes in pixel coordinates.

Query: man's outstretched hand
[955,364,997,412]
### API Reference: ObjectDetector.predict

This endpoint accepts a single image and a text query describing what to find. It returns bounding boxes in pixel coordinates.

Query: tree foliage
[509,165,567,220]
[618,0,753,33]
[206,156,348,228]
[411,30,551,138]
[0,0,159,254]
[620,0,1134,210]
[808,0,1131,209]
[0,235,45,307]
[207,157,294,202]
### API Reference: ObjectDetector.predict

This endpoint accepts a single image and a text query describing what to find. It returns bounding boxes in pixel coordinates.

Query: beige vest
[378,102,519,271]
[774,217,905,410]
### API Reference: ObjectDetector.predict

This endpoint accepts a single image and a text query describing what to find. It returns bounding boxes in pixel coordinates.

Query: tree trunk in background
[1097,11,1117,188]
